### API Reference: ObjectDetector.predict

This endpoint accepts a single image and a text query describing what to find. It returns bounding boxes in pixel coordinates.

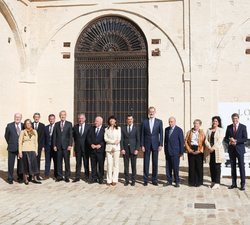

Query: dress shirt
[233,123,239,133]
[34,122,39,130]
[127,124,133,133]
[15,123,21,135]
[95,125,102,134]
[149,117,155,133]
[169,125,176,138]
[191,129,199,146]
[49,123,55,135]
[79,123,85,135]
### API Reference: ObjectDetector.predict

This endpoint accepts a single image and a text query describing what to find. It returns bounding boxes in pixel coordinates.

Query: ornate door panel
[75,16,148,126]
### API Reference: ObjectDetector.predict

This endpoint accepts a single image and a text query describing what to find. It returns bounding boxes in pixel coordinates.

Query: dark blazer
[5,122,24,152]
[121,124,140,154]
[53,120,73,150]
[73,123,91,152]
[164,125,184,157]
[33,122,45,150]
[44,124,54,150]
[141,118,163,151]
[87,125,106,153]
[225,123,248,155]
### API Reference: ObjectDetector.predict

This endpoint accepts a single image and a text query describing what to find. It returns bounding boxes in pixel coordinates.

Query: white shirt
[49,123,55,135]
[191,129,199,146]
[149,118,155,133]
[169,125,176,138]
[127,124,133,133]
[34,122,39,130]
[15,123,21,135]
[95,125,102,134]
[79,123,85,135]
[233,123,239,132]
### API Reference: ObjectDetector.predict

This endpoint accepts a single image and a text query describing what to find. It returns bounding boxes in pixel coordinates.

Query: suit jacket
[5,122,24,152]
[104,127,121,152]
[141,118,163,151]
[164,125,184,157]
[53,120,73,150]
[43,124,55,151]
[121,124,140,154]
[204,127,225,163]
[73,123,91,152]
[32,122,45,150]
[225,123,248,155]
[87,125,106,153]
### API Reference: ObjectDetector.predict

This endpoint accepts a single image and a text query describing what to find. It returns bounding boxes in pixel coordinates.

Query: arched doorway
[74,16,148,126]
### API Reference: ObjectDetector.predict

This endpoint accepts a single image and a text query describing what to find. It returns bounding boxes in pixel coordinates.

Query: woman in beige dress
[19,119,41,185]
[204,116,225,189]
[104,116,121,186]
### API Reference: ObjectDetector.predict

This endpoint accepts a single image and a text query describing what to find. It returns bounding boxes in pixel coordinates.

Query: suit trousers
[229,149,245,187]
[36,147,42,176]
[75,149,90,179]
[90,150,104,181]
[57,149,70,180]
[8,151,23,181]
[209,151,221,184]
[165,155,180,184]
[143,146,158,183]
[123,148,137,182]
[45,147,57,177]
[106,151,120,183]
[188,152,203,186]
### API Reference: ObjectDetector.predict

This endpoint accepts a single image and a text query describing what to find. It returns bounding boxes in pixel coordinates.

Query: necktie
[96,127,99,137]
[234,125,237,136]
[61,121,64,132]
[16,124,20,136]
[35,123,38,130]
[169,128,173,138]
[49,125,52,145]
[80,125,83,136]
[129,125,131,133]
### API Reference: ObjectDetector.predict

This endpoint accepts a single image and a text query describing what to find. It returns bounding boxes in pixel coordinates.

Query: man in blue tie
[141,107,163,186]
[164,117,184,187]
[225,113,248,191]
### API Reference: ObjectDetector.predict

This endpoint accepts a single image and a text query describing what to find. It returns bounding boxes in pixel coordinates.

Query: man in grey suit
[53,110,73,182]
[121,115,140,186]
[4,113,24,184]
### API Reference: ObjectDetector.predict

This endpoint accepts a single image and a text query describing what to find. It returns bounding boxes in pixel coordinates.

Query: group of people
[4,107,248,190]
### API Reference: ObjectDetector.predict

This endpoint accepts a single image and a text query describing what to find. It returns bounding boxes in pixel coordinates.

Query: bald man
[87,116,106,184]
[5,113,24,184]
[164,117,184,187]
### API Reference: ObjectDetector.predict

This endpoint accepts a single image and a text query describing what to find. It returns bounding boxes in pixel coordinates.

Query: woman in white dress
[104,116,121,186]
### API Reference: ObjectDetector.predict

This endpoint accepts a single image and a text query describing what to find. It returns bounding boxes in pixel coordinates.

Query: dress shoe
[25,181,29,185]
[143,182,148,186]
[239,186,245,191]
[18,180,23,184]
[106,183,111,186]
[85,178,89,182]
[99,180,103,184]
[175,183,180,188]
[195,184,201,187]
[9,181,13,185]
[37,176,42,180]
[163,182,172,187]
[72,178,80,183]
[152,182,158,186]
[228,185,237,189]
[55,178,63,182]
[124,181,129,186]
[131,181,135,186]
[33,180,42,184]
[65,179,70,183]
[89,179,98,184]
[112,182,117,186]
[44,176,50,180]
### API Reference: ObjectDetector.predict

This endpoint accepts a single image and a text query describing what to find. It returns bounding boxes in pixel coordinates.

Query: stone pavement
[0,156,249,225]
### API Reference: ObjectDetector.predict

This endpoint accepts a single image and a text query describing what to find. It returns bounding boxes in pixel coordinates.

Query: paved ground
[0,156,249,225]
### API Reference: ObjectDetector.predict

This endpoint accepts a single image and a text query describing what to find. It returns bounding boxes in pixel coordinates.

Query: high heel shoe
[25,181,29,185]
[33,180,42,184]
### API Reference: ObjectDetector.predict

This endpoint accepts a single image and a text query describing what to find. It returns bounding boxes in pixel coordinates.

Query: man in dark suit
[141,106,163,186]
[32,113,45,180]
[53,110,73,182]
[121,115,140,186]
[164,117,184,188]
[72,113,91,182]
[87,116,105,184]
[43,114,57,180]
[4,113,24,184]
[225,113,248,191]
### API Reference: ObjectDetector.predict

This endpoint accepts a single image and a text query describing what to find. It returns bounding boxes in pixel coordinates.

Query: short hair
[78,113,86,118]
[231,113,239,118]
[212,116,222,128]
[169,117,176,122]
[24,119,32,128]
[33,113,40,117]
[126,114,133,119]
[48,114,55,119]
[59,110,67,116]
[107,115,118,130]
[14,113,22,119]
[148,106,156,112]
[193,119,202,125]
[95,116,103,123]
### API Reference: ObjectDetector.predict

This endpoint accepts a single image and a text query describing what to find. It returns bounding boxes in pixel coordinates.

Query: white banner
[218,102,250,176]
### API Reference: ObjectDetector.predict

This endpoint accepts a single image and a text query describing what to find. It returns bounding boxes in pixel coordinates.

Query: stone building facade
[0,0,250,159]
